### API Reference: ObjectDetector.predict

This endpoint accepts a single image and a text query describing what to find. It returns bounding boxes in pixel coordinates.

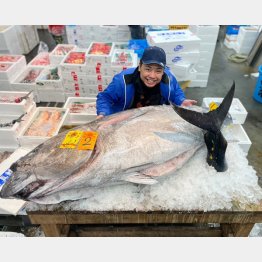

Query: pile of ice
[27,142,262,212]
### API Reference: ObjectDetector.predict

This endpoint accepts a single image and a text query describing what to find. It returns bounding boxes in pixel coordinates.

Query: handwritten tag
[60,130,83,149]
[78,131,98,150]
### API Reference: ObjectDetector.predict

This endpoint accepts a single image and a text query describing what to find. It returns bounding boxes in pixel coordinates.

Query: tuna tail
[172,82,235,172]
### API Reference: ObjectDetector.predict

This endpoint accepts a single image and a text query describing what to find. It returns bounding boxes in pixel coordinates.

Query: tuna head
[0,124,101,202]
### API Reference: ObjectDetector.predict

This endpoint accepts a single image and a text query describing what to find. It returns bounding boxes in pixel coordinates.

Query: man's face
[139,63,164,88]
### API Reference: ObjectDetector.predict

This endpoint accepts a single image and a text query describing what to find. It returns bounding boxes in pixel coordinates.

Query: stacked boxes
[84,42,115,96]
[0,26,39,55]
[146,29,201,81]
[0,26,23,55]
[66,25,131,48]
[28,52,50,68]
[202,97,251,154]
[0,91,36,150]
[233,26,260,55]
[11,66,44,102]
[0,54,27,90]
[36,67,65,103]
[188,25,220,87]
[223,25,241,49]
[49,44,77,65]
[60,50,90,97]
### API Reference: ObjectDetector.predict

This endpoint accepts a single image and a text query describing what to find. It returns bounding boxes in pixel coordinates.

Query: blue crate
[128,39,149,58]
[253,65,262,103]
[226,25,241,35]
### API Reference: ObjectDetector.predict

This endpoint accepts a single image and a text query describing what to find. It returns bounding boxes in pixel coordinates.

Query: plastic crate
[128,39,149,58]
[253,65,262,103]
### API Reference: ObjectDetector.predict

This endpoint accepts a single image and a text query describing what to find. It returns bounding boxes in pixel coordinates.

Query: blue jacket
[96,67,185,116]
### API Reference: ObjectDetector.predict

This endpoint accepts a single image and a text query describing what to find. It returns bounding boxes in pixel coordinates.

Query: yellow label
[60,130,83,149]
[78,131,98,150]
[209,102,219,111]
[168,25,189,30]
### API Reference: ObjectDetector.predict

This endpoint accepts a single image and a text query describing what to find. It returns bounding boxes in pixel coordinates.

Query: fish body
[0,105,204,204]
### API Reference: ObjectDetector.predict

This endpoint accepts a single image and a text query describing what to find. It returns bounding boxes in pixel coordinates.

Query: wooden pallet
[28,204,262,237]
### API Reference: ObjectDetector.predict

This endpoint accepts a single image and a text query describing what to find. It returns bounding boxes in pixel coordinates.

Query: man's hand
[96,115,104,120]
[181,99,197,107]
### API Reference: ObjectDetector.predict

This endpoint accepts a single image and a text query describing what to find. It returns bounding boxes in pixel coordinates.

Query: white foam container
[63,97,97,125]
[0,55,26,81]
[17,107,69,148]
[49,44,77,65]
[0,91,34,115]
[222,124,252,154]
[202,97,248,124]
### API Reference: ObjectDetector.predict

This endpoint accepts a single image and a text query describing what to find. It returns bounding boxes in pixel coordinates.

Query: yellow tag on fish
[209,102,218,111]
[78,131,98,150]
[60,130,83,149]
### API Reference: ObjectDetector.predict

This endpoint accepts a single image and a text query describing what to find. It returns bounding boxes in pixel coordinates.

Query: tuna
[0,83,235,204]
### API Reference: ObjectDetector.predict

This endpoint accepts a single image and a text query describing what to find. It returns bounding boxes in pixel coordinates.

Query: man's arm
[96,74,123,116]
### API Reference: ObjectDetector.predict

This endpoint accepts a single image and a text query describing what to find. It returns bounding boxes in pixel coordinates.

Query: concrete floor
[31,27,262,184]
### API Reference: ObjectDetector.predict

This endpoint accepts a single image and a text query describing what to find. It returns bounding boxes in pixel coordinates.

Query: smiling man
[96,46,197,118]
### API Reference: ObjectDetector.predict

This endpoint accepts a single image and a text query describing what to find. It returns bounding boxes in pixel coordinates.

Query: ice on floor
[27,142,262,212]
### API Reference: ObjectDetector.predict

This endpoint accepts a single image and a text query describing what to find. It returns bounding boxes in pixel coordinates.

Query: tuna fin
[172,82,235,133]
[123,173,158,185]
[172,82,235,172]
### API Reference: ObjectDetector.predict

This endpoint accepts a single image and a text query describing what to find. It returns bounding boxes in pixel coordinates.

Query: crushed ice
[27,143,262,212]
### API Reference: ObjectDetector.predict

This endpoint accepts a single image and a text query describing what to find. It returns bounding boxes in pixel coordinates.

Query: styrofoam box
[199,42,216,52]
[28,52,50,68]
[0,90,34,115]
[202,98,248,124]
[0,55,27,81]
[37,90,66,103]
[188,79,208,88]
[49,44,77,65]
[0,80,11,90]
[167,63,193,77]
[175,68,197,81]
[0,116,20,148]
[86,42,115,65]
[63,97,97,125]
[221,124,252,154]
[189,25,220,36]
[166,51,200,66]
[36,67,64,90]
[195,63,212,74]
[111,49,135,67]
[17,107,69,148]
[146,30,201,52]
[85,75,112,86]
[60,50,88,73]
[0,103,36,148]
[0,26,21,53]
[11,67,44,101]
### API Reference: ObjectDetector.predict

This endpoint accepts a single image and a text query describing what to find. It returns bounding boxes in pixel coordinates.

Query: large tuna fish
[0,83,235,204]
